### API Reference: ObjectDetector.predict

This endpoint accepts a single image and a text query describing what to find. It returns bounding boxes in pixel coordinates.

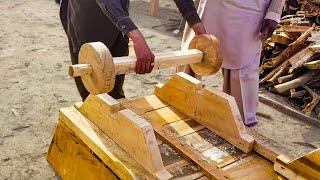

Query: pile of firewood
[260,1,320,119]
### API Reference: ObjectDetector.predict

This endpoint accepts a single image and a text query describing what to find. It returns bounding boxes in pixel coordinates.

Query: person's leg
[229,69,245,121]
[238,59,259,126]
[68,40,90,101]
[108,34,129,99]
[225,59,259,126]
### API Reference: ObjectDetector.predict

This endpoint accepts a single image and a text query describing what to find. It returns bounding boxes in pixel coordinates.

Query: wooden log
[260,26,315,83]
[268,66,288,83]
[155,72,254,153]
[274,149,320,180]
[304,60,320,70]
[273,71,317,94]
[278,73,297,84]
[289,44,320,73]
[270,33,292,45]
[302,85,320,116]
[276,25,311,33]
[78,94,172,179]
[290,89,307,98]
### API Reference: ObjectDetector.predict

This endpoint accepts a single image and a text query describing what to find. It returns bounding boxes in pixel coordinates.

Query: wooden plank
[57,106,153,179]
[130,95,168,113]
[223,154,280,180]
[164,118,205,137]
[146,106,188,126]
[46,122,119,180]
[155,73,254,153]
[146,120,229,179]
[274,149,320,180]
[180,130,246,169]
[78,94,172,179]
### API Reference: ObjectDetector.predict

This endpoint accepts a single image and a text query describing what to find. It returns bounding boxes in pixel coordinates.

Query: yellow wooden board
[47,121,119,180]
[274,149,320,180]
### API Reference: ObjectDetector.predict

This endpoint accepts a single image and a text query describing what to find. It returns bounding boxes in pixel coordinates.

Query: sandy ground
[0,0,319,179]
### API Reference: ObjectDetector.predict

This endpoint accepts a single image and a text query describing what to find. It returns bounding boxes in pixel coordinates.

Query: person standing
[59,0,207,100]
[181,0,285,126]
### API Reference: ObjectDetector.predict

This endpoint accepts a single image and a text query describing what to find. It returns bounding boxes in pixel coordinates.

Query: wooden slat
[78,94,172,179]
[129,95,168,112]
[146,106,188,126]
[155,72,254,153]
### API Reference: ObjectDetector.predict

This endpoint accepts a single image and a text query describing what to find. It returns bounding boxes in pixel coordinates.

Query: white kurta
[183,0,271,69]
[181,0,275,125]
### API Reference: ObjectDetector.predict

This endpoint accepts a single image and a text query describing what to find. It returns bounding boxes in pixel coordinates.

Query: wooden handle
[69,49,203,77]
[113,49,203,75]
[69,64,93,77]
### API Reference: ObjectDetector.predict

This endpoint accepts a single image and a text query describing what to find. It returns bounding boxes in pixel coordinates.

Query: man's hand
[260,19,278,41]
[191,22,207,35]
[127,29,154,74]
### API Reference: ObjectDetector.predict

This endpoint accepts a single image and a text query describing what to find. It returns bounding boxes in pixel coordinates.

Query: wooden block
[155,73,254,153]
[54,107,152,179]
[196,88,254,153]
[114,109,171,179]
[78,94,171,179]
[271,33,292,45]
[274,149,320,180]
[155,72,202,116]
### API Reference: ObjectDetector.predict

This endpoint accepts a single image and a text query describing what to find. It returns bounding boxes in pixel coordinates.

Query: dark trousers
[69,34,129,101]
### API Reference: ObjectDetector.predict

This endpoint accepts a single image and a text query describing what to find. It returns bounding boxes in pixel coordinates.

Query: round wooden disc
[79,42,115,95]
[189,34,222,76]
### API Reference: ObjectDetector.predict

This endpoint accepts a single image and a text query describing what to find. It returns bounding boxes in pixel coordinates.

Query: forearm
[95,0,137,34]
[265,0,285,23]
[173,0,201,26]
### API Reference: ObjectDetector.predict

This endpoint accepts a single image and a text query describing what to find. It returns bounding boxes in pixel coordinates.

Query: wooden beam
[55,106,153,179]
[155,72,254,153]
[274,149,320,179]
[78,94,172,179]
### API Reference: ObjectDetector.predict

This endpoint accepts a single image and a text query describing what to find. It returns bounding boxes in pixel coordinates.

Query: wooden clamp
[155,72,254,153]
[69,34,221,95]
[274,149,320,179]
[75,93,172,179]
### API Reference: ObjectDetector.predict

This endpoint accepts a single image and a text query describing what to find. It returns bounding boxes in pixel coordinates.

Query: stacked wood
[260,7,320,119]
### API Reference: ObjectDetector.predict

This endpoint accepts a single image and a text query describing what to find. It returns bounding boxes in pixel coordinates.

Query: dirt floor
[0,0,319,179]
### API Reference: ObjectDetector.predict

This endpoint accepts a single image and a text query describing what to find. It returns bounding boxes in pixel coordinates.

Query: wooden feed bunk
[46,73,320,179]
[47,36,320,179]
